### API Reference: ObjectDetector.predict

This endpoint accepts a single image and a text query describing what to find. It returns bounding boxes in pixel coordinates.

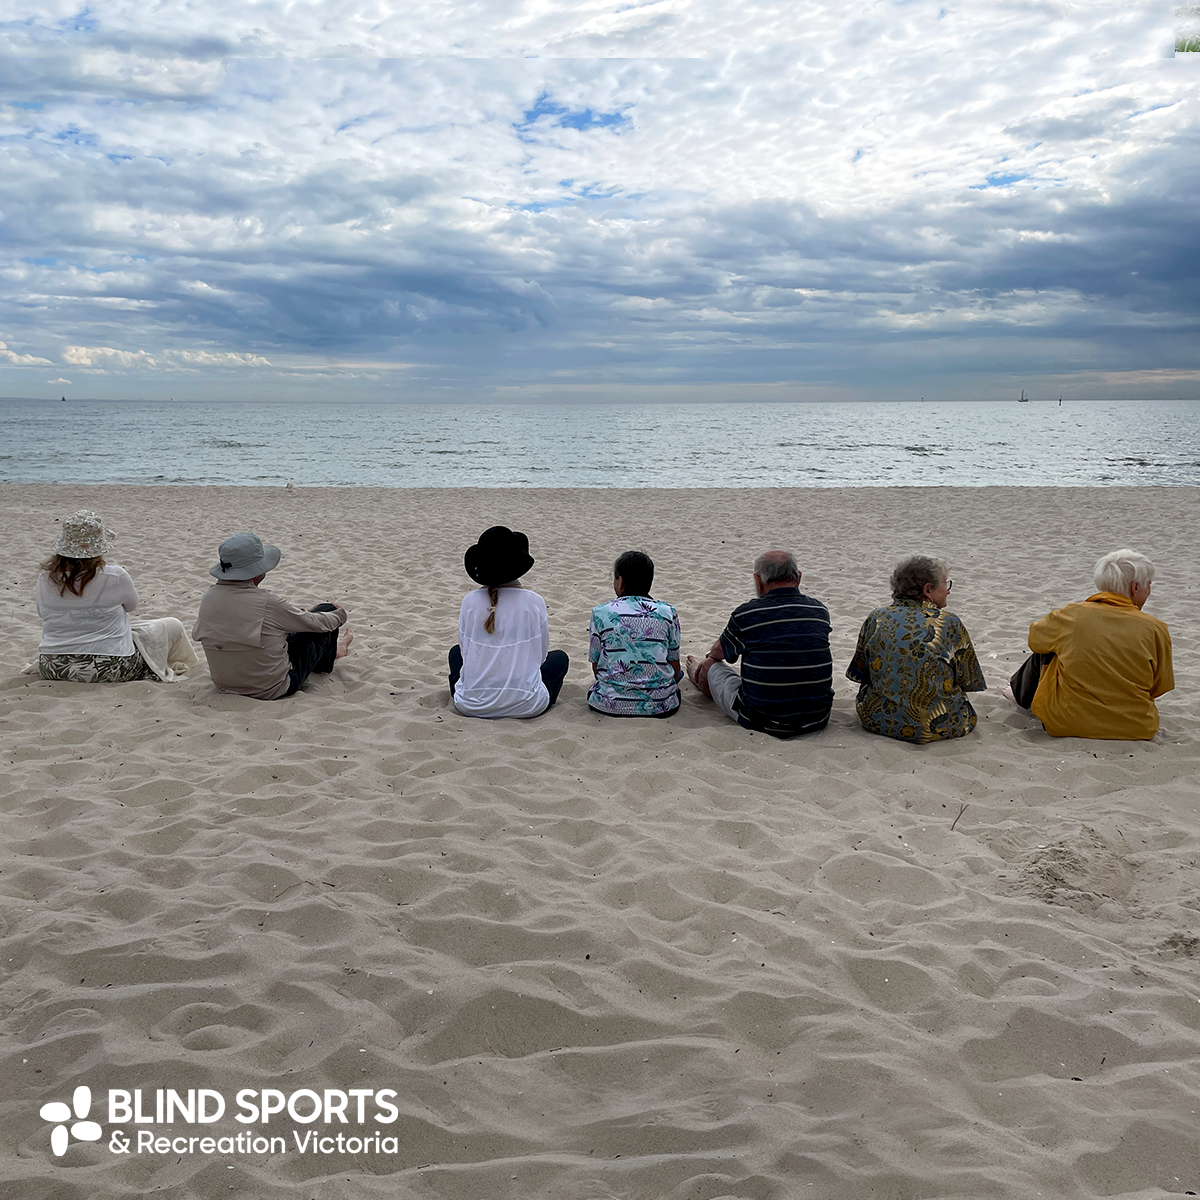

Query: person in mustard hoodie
[1006,549,1174,740]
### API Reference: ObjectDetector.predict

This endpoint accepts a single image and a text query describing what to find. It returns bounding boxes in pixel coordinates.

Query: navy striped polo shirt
[719,588,834,737]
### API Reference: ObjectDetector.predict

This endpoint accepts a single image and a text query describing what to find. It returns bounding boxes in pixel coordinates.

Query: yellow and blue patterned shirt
[847,599,986,744]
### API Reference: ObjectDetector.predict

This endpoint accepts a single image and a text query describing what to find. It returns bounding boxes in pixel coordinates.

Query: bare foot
[999,683,1016,703]
[685,654,713,698]
[336,627,354,659]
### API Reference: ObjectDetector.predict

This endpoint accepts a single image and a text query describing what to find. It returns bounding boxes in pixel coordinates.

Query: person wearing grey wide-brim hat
[192,531,353,700]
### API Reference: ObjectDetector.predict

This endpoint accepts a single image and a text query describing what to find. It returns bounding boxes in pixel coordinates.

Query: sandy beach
[3,482,1198,1200]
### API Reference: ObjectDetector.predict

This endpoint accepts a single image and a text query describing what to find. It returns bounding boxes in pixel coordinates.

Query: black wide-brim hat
[464,526,534,586]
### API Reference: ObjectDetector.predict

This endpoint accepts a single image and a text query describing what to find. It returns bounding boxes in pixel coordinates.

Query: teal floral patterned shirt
[847,599,986,744]
[588,596,681,716]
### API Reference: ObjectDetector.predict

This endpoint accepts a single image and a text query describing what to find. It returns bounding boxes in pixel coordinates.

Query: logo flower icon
[40,1085,102,1156]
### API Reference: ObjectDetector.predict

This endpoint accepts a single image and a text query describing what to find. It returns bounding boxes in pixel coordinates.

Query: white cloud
[61,346,271,369]
[0,340,53,365]
[165,349,272,367]
[0,1,1195,399]
[62,345,156,368]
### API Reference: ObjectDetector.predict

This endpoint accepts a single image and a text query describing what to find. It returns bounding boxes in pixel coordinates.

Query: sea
[1,399,1198,488]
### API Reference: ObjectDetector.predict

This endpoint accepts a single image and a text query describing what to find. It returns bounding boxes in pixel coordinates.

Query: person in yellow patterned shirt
[1007,549,1173,740]
[846,555,987,744]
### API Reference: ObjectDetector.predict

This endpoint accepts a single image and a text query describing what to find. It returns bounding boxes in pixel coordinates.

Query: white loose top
[37,564,138,656]
[453,586,550,719]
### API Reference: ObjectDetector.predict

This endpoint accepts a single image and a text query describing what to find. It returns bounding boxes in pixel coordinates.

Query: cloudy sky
[1,1,1196,403]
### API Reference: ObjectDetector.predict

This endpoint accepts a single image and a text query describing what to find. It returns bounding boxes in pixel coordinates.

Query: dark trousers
[1009,652,1054,709]
[282,603,341,697]
[448,645,570,712]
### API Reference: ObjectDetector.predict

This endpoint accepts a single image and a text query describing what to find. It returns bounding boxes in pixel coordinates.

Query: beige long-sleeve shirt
[192,580,345,700]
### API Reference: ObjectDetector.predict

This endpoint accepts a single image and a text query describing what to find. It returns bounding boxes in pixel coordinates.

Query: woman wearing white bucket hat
[35,510,197,683]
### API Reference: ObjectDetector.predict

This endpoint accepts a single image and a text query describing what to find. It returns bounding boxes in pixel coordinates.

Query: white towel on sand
[130,617,199,681]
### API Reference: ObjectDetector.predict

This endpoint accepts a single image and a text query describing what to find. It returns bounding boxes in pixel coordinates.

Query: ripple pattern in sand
[2,483,1199,1198]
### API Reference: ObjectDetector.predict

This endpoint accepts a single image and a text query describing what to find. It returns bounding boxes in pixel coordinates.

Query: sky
[1,1,1197,404]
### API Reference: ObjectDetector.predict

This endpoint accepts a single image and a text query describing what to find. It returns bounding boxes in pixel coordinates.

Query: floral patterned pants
[38,652,156,683]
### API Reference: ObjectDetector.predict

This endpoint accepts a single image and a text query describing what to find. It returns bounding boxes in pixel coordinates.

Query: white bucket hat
[53,510,115,559]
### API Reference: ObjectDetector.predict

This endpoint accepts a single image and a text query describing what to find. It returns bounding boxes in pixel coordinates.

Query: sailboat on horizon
[1018,389,1030,402]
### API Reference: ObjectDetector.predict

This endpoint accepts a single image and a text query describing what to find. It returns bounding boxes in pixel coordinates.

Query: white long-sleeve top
[37,564,138,656]
[452,585,550,718]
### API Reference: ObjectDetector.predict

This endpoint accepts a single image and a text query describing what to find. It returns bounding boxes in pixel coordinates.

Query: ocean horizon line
[3,395,1196,407]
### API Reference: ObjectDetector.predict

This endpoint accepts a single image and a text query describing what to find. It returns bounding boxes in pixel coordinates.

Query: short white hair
[1093,549,1155,597]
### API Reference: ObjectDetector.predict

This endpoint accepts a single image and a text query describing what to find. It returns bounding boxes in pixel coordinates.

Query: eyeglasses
[945,579,953,592]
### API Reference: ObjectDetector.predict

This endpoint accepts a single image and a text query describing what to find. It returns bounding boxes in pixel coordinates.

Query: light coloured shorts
[706,660,743,721]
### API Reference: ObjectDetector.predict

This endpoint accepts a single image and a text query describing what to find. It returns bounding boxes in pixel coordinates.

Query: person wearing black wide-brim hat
[449,526,569,718]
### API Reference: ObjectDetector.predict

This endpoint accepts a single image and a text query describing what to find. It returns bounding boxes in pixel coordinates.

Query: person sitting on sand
[192,532,351,700]
[846,555,986,744]
[36,509,197,683]
[685,549,833,737]
[1006,549,1173,740]
[449,525,569,719]
[588,550,682,718]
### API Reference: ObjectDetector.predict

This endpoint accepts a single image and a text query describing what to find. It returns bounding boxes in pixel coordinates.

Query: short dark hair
[890,555,946,602]
[614,549,654,596]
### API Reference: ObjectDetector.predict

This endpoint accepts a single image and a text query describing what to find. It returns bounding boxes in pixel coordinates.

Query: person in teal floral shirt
[847,555,986,744]
[588,550,682,718]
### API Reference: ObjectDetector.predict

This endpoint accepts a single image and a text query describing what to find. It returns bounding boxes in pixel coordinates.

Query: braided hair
[484,585,499,634]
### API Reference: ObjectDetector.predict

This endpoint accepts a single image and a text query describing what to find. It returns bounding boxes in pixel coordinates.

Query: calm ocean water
[1,399,1198,488]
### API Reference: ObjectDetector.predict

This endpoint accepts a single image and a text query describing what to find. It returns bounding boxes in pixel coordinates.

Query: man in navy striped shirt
[686,550,833,738]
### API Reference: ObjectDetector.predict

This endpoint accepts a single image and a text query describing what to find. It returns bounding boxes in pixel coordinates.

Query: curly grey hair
[890,555,947,602]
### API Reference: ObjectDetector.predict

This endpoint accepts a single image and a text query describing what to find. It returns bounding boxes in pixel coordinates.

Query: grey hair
[890,555,947,602]
[1093,549,1155,597]
[753,550,799,584]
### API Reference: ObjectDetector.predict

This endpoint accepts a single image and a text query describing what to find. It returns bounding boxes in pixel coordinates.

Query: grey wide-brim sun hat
[53,509,116,558]
[210,531,282,580]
